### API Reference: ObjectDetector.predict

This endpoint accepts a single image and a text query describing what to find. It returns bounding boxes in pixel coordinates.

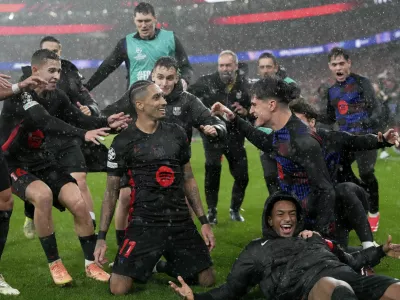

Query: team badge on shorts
[173,107,181,116]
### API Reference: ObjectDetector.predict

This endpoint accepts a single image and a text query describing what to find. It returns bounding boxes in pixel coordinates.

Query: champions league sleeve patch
[107,147,118,169]
[21,92,38,110]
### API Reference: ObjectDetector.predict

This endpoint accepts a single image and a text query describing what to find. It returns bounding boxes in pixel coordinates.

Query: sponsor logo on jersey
[155,166,175,187]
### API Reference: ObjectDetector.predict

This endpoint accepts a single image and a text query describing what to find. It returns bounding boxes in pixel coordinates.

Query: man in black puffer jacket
[170,192,400,300]
[102,56,226,248]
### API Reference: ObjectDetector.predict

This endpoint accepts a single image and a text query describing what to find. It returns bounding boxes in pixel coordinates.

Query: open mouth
[336,71,344,77]
[280,224,293,234]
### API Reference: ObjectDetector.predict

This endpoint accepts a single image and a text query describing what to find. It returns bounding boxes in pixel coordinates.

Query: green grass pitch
[2,141,400,299]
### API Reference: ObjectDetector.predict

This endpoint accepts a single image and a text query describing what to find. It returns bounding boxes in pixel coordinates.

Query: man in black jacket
[103,56,226,248]
[21,36,107,239]
[188,50,251,224]
[170,192,400,300]
[85,2,192,91]
[325,47,384,232]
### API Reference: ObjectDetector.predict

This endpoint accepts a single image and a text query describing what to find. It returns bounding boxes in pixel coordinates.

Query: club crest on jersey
[236,91,242,99]
[134,47,146,61]
[108,147,116,161]
[173,107,181,116]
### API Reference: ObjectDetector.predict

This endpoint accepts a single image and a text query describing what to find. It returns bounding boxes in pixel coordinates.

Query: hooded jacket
[194,193,387,300]
[21,59,100,116]
[101,80,226,143]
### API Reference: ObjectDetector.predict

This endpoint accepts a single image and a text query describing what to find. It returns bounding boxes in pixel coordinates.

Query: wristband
[11,83,20,94]
[97,230,107,240]
[198,215,209,225]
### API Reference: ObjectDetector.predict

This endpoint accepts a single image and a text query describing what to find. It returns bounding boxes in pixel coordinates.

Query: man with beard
[94,80,215,295]
[188,50,251,224]
[325,47,383,232]
[21,36,106,239]
[169,192,400,300]
[102,56,226,248]
[85,2,192,91]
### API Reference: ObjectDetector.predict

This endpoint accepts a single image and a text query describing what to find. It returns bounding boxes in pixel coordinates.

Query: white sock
[368,212,380,217]
[362,241,375,249]
[85,259,94,268]
[89,212,95,220]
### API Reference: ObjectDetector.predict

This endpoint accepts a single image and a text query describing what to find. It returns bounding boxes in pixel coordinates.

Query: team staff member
[94,81,215,295]
[188,50,251,224]
[105,56,226,247]
[85,2,192,91]
[22,36,106,238]
[326,47,383,232]
[170,192,400,300]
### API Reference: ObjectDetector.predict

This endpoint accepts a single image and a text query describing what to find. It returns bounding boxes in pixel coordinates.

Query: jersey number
[119,239,136,258]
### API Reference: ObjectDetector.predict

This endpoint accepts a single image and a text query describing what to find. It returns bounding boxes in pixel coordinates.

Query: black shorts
[81,143,108,173]
[112,224,213,283]
[9,165,77,211]
[305,267,399,300]
[56,143,87,173]
[120,172,131,189]
[0,152,11,192]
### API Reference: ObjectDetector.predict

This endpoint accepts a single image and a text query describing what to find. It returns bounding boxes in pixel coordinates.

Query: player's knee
[119,188,131,208]
[69,197,88,217]
[0,189,13,210]
[198,267,216,287]
[109,274,132,295]
[29,188,53,211]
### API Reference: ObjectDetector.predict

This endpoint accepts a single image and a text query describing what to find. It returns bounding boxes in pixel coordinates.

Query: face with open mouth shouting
[268,200,298,237]
[329,55,351,82]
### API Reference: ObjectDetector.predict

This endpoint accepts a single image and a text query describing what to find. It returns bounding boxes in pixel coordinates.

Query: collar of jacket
[133,28,160,41]
[165,79,184,104]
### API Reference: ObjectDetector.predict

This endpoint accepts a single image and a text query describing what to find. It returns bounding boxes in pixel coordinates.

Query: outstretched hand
[200,125,218,137]
[169,276,194,300]
[0,74,12,89]
[383,235,400,259]
[379,129,400,147]
[107,112,132,131]
[211,102,235,121]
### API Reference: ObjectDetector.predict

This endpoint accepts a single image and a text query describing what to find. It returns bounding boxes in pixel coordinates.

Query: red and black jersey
[0,89,108,171]
[107,121,192,226]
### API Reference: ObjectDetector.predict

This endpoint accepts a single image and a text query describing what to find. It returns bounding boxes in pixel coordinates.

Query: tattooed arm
[94,175,121,266]
[184,162,216,251]
[184,162,206,218]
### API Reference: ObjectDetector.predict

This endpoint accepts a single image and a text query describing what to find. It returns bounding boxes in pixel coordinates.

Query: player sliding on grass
[170,192,400,300]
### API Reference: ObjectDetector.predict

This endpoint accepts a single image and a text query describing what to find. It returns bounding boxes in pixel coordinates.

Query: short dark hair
[134,2,155,17]
[250,76,296,105]
[289,98,319,120]
[153,56,179,73]
[40,36,61,48]
[31,49,60,66]
[258,52,278,66]
[328,47,350,62]
[128,80,154,103]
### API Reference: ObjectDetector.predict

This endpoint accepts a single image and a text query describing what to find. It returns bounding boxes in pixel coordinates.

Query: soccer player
[211,76,336,236]
[22,36,106,239]
[255,52,300,195]
[85,2,192,91]
[188,50,251,224]
[170,192,400,300]
[325,47,384,232]
[289,98,399,249]
[0,74,45,295]
[94,80,216,295]
[104,56,226,247]
[0,50,129,286]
